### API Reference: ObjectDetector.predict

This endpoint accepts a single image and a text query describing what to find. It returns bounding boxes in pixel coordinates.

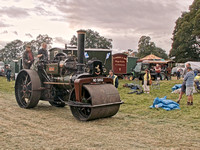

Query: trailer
[112,53,138,77]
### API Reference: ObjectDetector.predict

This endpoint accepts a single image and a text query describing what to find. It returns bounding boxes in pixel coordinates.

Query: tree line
[0,29,113,62]
[0,30,169,62]
[0,34,53,61]
[0,31,169,62]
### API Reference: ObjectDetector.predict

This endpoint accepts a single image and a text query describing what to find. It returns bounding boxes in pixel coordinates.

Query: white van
[0,61,5,76]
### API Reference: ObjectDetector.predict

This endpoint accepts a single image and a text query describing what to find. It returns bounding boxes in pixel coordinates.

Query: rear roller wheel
[15,69,41,108]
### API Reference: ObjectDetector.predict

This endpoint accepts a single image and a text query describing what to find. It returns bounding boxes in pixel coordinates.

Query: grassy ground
[0,76,200,125]
[119,78,200,121]
[0,76,15,94]
[1,75,200,123]
[0,76,200,149]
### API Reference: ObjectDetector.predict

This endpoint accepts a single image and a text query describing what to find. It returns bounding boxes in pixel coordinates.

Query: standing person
[177,69,181,80]
[108,70,118,88]
[155,64,162,80]
[166,66,171,80]
[142,69,151,94]
[22,44,34,69]
[5,65,11,82]
[184,67,195,105]
[177,63,191,104]
[37,42,48,61]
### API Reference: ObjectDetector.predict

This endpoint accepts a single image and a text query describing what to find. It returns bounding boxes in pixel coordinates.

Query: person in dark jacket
[37,42,48,61]
[5,66,11,82]
[22,44,34,69]
[166,66,171,80]
[108,70,118,88]
[176,69,181,80]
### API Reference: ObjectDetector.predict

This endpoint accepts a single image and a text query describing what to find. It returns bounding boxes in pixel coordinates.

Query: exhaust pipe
[77,29,86,73]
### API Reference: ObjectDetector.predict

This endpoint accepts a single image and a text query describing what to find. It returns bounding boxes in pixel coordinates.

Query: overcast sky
[0,0,193,54]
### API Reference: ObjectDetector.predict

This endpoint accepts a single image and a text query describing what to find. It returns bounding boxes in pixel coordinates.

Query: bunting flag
[106,52,110,59]
[84,52,89,59]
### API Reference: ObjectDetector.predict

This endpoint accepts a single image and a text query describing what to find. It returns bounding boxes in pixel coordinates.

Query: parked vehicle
[185,61,200,70]
[0,61,5,76]
[133,60,173,80]
[171,66,184,76]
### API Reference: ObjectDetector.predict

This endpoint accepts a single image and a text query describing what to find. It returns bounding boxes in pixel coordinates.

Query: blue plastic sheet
[172,84,182,92]
[150,96,180,111]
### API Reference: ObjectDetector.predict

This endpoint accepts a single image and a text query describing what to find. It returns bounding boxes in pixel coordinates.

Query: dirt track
[1,92,200,149]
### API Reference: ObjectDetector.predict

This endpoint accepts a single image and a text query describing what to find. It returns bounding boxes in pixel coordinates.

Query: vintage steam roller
[15,30,123,121]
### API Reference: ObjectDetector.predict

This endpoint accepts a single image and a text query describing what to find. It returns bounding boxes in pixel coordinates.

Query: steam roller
[15,29,123,121]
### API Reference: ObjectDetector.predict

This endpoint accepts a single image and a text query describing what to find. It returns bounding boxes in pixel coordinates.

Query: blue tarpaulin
[150,96,180,111]
[172,84,182,92]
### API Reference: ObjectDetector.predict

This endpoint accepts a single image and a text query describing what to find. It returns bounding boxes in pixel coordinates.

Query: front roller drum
[69,84,122,121]
[15,69,41,108]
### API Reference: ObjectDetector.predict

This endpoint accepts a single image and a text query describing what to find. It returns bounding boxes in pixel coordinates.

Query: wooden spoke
[21,94,25,99]
[24,75,28,84]
[27,81,32,86]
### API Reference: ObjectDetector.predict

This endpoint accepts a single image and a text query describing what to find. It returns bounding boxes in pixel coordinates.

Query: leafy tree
[29,34,53,53]
[0,40,23,61]
[69,35,77,46]
[0,34,53,61]
[137,36,168,59]
[70,29,112,49]
[169,0,200,62]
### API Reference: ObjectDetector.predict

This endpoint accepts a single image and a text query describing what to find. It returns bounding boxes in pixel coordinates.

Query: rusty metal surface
[70,84,121,121]
[43,82,70,85]
[83,84,120,105]
[68,101,123,108]
[74,77,113,102]
[83,84,121,120]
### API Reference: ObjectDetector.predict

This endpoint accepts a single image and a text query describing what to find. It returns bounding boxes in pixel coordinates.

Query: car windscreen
[141,64,149,70]
[134,63,142,72]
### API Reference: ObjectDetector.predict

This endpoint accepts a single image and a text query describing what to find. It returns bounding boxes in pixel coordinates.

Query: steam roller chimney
[77,29,86,73]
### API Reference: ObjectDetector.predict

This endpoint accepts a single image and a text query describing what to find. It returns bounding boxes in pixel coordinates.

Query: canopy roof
[142,60,174,64]
[140,54,162,60]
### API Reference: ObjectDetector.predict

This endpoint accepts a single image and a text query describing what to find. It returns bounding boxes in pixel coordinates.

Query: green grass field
[0,76,15,94]
[119,78,200,121]
[1,76,199,121]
